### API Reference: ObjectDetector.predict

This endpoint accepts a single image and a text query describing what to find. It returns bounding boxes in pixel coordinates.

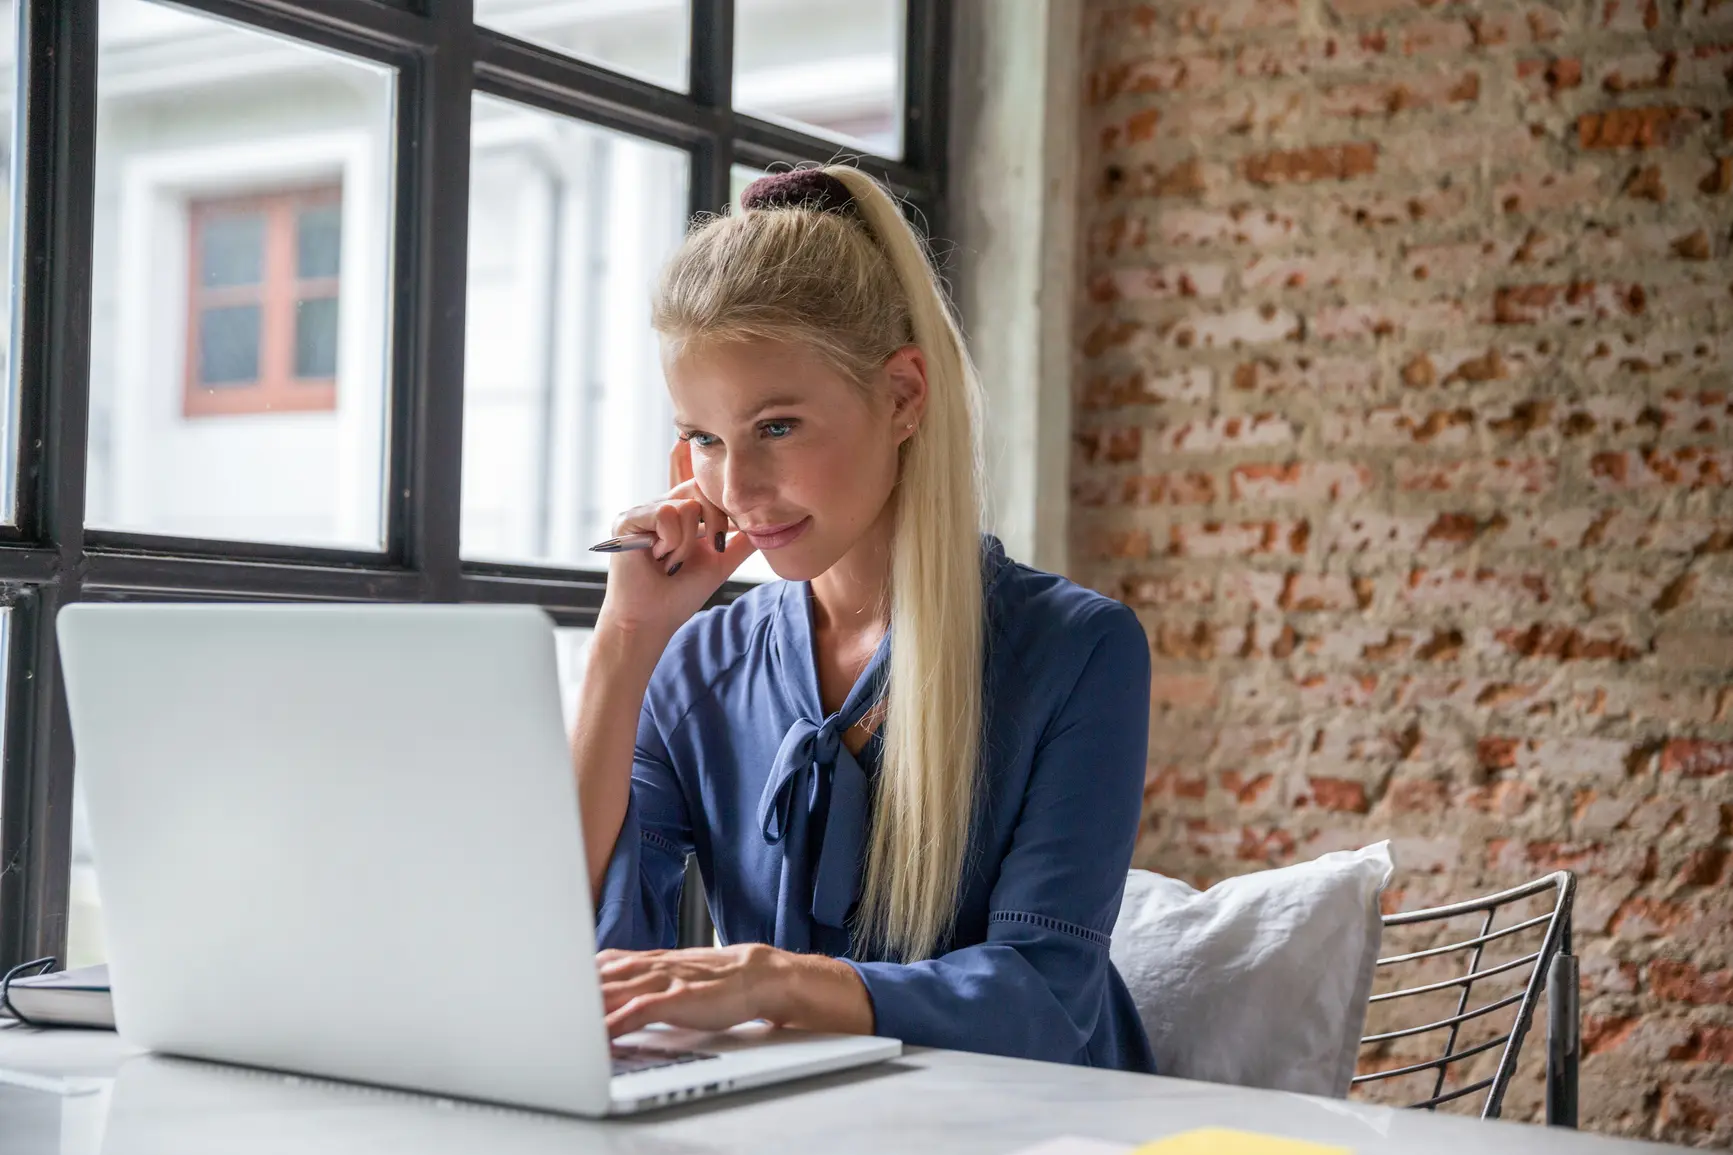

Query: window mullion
[390,1,474,594]
[0,0,98,973]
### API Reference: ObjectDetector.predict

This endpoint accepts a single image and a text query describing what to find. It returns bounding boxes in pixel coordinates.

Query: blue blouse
[595,535,1157,1073]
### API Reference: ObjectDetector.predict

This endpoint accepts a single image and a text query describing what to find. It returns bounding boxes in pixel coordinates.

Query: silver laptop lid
[56,602,614,1116]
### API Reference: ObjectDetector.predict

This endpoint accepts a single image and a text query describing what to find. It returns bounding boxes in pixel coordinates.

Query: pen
[589,532,659,553]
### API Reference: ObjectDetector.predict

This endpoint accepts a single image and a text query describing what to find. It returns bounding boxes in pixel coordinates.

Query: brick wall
[1073,0,1732,1144]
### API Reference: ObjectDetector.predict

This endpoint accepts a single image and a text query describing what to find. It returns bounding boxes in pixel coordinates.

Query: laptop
[55,602,900,1116]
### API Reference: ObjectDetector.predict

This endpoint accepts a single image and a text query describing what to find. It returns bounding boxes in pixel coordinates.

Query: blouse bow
[756,704,875,952]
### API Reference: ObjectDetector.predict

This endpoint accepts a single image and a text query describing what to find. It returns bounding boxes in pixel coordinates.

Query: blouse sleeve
[842,603,1151,1065]
[592,700,694,951]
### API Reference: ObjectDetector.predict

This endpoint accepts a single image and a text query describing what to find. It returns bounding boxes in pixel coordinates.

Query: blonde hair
[652,165,985,962]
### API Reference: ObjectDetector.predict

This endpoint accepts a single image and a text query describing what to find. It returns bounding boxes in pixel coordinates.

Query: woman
[576,164,1156,1072]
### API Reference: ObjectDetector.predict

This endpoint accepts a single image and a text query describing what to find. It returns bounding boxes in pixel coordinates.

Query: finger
[611,502,660,539]
[663,502,703,570]
[716,528,761,580]
[651,504,684,563]
[600,971,672,1013]
[693,485,730,555]
[606,990,682,1039]
[597,950,654,976]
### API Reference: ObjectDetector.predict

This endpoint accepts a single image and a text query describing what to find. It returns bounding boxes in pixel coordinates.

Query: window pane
[85,0,394,550]
[197,304,260,385]
[475,0,688,93]
[734,0,903,157]
[294,296,338,379]
[67,772,105,969]
[552,626,593,736]
[460,95,687,568]
[199,211,265,287]
[729,163,762,212]
[296,204,341,279]
[0,0,19,522]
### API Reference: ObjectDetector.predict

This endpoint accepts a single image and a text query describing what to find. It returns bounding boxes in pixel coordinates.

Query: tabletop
[0,1021,1692,1155]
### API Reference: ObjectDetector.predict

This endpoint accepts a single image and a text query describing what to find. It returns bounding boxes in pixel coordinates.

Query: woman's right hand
[596,441,759,643]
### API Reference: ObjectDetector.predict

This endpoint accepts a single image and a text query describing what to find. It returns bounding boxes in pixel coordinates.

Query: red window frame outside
[183,185,341,418]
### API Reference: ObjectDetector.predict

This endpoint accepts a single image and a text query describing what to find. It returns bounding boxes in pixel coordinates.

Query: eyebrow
[739,395,805,420]
[675,395,806,430]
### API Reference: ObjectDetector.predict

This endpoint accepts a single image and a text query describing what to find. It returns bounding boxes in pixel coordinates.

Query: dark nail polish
[666,562,683,577]
[714,532,726,553]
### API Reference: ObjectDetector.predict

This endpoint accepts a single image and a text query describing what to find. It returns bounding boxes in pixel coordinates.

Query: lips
[741,516,811,550]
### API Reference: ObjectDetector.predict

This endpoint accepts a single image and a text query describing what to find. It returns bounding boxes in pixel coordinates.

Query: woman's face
[665,338,925,582]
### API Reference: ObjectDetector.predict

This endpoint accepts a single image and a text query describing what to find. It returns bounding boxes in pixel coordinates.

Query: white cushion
[1109,841,1395,1098]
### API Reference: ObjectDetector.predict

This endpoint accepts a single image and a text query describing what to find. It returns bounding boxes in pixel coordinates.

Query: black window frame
[0,0,953,970]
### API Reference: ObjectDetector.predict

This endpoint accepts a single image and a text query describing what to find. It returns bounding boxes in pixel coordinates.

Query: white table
[0,1021,1688,1154]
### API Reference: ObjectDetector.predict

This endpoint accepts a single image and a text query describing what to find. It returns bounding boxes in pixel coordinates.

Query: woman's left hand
[598,944,787,1038]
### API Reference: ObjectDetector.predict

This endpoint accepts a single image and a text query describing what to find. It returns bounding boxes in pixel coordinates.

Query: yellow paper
[1131,1128,1350,1155]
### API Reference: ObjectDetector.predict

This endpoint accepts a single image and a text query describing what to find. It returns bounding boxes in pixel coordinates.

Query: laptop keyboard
[610,1043,720,1078]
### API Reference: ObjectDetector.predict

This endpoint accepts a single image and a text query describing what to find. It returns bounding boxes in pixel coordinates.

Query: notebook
[2,964,115,1029]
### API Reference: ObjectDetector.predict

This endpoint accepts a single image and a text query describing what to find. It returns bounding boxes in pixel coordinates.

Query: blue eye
[761,420,795,439]
[682,432,719,449]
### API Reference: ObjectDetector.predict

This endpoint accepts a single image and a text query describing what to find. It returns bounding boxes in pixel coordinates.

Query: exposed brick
[1623,163,1668,202]
[1601,50,1679,91]
[1116,472,1219,506]
[1321,511,1483,556]
[1516,55,1584,100]
[1078,8,1733,1144]
[1099,157,1223,200]
[1327,0,1448,17]
[1599,0,1662,31]
[1153,413,1296,453]
[1590,447,1733,491]
[1305,777,1371,813]
[1671,1025,1733,1063]
[1318,72,1481,118]
[1120,572,1214,605]
[1395,456,1558,494]
[1658,740,1733,777]
[1312,299,1469,342]
[1321,184,1473,233]
[1149,204,1303,247]
[1156,91,1307,139]
[1321,406,1474,448]
[1383,17,1471,56]
[1167,519,1310,558]
[1163,306,1302,349]
[1497,166,1609,214]
[1403,566,1551,611]
[1492,281,1647,325]
[1086,264,1230,302]
[1175,0,1300,36]
[1229,355,1382,398]
[1083,528,1155,561]
[1079,368,1214,409]
[1242,252,1382,292]
[1230,461,1374,502]
[1074,427,1143,464]
[1243,142,1378,186]
[1097,106,1164,152]
[1149,672,1221,711]
[1702,155,1733,194]
[1651,960,1733,1005]
[1088,56,1229,104]
[1578,106,1708,150]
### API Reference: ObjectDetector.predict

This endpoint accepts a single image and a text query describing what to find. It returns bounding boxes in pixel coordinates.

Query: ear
[884,345,928,443]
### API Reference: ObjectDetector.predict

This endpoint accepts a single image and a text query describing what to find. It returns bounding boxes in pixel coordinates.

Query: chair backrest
[1355,871,1576,1120]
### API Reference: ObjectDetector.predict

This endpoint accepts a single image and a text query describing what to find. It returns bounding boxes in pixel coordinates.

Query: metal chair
[1354,871,1579,1126]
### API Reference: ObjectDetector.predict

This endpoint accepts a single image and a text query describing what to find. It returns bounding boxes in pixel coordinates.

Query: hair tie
[740,169,858,218]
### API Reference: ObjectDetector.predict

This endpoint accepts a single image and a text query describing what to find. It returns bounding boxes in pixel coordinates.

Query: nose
[718,446,774,515]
